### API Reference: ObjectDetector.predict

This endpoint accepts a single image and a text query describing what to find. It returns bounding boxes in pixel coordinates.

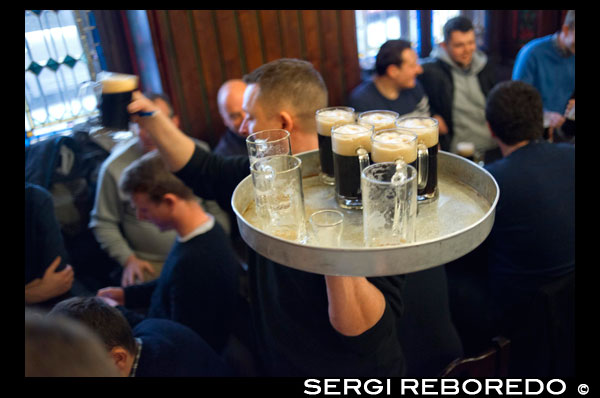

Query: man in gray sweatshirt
[418,16,500,161]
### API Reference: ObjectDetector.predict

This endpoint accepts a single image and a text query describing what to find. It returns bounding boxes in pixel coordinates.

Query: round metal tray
[232,149,499,276]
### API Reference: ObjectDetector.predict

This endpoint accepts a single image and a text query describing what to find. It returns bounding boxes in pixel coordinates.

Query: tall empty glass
[396,117,439,203]
[361,163,417,247]
[250,155,307,243]
[315,107,355,185]
[246,129,291,166]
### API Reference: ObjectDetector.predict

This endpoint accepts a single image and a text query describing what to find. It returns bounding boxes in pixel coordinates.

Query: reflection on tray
[243,173,490,249]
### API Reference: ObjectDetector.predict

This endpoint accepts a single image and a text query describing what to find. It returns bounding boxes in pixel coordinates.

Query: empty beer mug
[309,209,344,247]
[251,155,307,243]
[246,129,292,166]
[361,163,417,247]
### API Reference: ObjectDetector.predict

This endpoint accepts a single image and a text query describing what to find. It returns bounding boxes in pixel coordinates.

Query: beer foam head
[396,117,438,148]
[316,108,355,136]
[358,111,399,131]
[456,141,475,157]
[101,73,139,94]
[371,131,417,163]
[331,123,373,156]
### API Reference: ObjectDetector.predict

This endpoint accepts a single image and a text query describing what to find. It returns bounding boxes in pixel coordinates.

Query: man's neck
[498,140,530,158]
[373,75,400,100]
[173,201,211,237]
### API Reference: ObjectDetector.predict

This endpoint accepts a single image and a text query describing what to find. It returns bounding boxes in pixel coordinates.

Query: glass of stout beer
[396,117,439,203]
[99,73,139,131]
[357,110,399,133]
[315,107,355,185]
[331,122,374,209]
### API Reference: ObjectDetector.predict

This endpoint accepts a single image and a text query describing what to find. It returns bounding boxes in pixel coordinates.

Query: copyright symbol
[578,384,589,395]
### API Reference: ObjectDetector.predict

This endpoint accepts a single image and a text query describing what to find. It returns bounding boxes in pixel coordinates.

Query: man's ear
[109,346,131,376]
[279,111,294,132]
[161,193,178,209]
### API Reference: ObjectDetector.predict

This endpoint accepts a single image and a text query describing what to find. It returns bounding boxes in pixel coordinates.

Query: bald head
[217,79,247,135]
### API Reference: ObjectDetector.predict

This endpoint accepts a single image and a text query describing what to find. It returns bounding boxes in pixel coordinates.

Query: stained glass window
[25,10,104,145]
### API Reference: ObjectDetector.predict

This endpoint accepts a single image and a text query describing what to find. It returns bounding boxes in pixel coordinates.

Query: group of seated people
[25,13,575,378]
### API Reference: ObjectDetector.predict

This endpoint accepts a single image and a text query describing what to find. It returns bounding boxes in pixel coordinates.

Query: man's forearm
[324,275,386,336]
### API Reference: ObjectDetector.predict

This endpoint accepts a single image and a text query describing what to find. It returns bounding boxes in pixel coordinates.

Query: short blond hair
[243,58,328,128]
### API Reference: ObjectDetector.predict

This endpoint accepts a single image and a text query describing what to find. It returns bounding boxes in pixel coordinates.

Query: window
[431,10,460,45]
[355,10,419,72]
[355,10,488,73]
[25,10,105,145]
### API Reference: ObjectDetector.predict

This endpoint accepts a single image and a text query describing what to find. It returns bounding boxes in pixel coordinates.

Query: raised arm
[127,91,195,172]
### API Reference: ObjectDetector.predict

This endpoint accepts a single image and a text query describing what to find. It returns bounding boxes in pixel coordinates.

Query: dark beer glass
[357,110,399,133]
[331,122,374,209]
[396,117,439,203]
[100,74,139,130]
[315,107,355,185]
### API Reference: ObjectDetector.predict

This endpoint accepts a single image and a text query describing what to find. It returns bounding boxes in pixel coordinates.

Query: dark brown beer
[396,117,439,202]
[331,123,373,208]
[100,74,138,130]
[316,107,355,184]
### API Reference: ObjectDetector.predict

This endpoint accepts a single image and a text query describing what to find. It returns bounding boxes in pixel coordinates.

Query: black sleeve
[124,279,158,309]
[175,145,250,212]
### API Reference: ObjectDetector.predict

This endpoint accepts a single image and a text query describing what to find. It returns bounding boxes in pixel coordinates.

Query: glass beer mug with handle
[361,162,418,247]
[246,129,292,167]
[331,122,374,209]
[78,71,139,131]
[250,155,307,243]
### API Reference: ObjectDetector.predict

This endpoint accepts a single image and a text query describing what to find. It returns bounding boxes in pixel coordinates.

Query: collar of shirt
[177,214,215,242]
[129,337,143,377]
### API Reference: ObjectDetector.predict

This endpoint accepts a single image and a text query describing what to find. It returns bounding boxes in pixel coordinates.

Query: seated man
[48,296,231,377]
[418,16,500,157]
[447,80,575,363]
[348,39,436,121]
[25,182,75,310]
[213,79,248,156]
[89,93,230,287]
[97,150,239,355]
[512,10,575,140]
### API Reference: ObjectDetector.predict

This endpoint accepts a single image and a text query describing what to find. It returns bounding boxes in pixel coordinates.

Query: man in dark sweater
[49,296,231,376]
[446,81,575,360]
[96,150,240,355]
[348,39,434,121]
[127,58,406,377]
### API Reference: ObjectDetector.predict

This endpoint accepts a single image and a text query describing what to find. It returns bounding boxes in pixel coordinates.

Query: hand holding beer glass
[79,72,139,131]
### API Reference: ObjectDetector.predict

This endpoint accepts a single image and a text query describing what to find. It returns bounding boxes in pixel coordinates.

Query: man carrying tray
[124,58,405,377]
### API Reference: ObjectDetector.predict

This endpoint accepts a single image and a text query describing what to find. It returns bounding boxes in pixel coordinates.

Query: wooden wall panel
[147,9,361,147]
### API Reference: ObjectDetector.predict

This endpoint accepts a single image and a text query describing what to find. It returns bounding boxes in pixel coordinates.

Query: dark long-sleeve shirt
[175,145,406,377]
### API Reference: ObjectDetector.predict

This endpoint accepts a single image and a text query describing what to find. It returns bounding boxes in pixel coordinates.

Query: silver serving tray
[232,150,499,276]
